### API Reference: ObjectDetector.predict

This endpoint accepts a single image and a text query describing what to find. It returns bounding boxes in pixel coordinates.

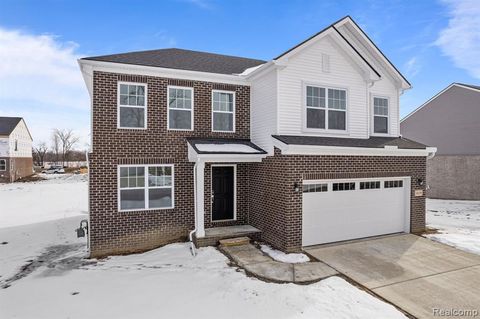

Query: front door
[211,166,235,221]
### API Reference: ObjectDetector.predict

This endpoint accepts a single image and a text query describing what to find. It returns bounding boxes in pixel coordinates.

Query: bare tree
[33,142,48,166]
[51,131,61,164]
[54,129,80,166]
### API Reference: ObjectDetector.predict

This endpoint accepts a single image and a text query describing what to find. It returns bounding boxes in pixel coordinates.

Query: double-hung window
[0,159,6,171]
[118,83,147,129]
[168,86,193,130]
[306,85,347,130]
[373,97,389,134]
[119,164,174,211]
[212,90,235,132]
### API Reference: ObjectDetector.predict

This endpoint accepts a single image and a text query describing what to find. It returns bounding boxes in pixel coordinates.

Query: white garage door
[302,177,410,247]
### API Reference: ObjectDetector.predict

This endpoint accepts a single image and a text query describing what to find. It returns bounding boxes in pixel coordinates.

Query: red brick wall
[89,71,251,257]
[249,148,427,252]
[0,157,33,183]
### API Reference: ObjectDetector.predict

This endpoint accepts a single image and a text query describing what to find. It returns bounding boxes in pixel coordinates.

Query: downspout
[188,162,197,256]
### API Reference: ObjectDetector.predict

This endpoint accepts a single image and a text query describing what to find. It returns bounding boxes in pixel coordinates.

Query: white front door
[302,177,410,246]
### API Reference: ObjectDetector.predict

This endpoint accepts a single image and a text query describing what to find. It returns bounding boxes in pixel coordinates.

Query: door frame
[301,176,411,246]
[210,164,237,222]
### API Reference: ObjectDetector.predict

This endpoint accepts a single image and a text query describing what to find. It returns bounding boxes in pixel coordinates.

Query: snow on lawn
[0,173,88,227]
[0,242,406,319]
[426,198,480,255]
[0,173,407,319]
[260,244,310,263]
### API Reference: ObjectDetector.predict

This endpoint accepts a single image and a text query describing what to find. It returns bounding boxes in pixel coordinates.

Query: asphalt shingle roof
[456,83,480,91]
[272,135,428,149]
[0,117,22,136]
[82,48,266,75]
[186,138,267,154]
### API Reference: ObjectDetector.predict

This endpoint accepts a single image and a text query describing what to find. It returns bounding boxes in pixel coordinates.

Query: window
[373,97,389,134]
[384,180,403,188]
[332,182,355,191]
[119,165,174,211]
[14,140,18,151]
[118,83,146,128]
[306,85,346,130]
[0,159,5,171]
[360,181,381,190]
[212,91,235,132]
[168,87,193,130]
[303,183,328,193]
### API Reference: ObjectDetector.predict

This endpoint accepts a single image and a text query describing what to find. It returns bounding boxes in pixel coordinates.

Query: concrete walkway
[220,242,337,283]
[305,234,480,319]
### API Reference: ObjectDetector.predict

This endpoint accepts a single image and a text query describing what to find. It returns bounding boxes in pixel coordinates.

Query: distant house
[401,83,480,200]
[0,117,33,183]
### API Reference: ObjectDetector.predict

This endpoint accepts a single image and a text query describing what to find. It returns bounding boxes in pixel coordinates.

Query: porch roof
[187,138,268,163]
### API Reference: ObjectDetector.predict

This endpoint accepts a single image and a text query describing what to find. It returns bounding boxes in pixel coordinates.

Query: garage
[302,177,410,246]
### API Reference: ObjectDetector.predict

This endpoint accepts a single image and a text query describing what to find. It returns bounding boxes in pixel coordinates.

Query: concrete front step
[218,237,250,246]
[194,225,261,248]
[220,243,338,284]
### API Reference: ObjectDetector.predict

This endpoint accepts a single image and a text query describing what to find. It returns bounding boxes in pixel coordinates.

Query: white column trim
[195,160,206,238]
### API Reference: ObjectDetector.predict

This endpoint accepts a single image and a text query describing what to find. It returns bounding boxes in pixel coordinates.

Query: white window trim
[117,164,175,212]
[211,90,236,133]
[117,81,148,130]
[167,85,194,131]
[210,164,237,222]
[371,95,390,136]
[0,159,6,171]
[302,82,349,134]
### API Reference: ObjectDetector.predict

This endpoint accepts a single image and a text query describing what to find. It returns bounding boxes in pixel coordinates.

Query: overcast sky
[0,0,479,147]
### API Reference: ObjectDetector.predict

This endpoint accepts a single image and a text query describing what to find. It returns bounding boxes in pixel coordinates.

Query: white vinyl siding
[7,120,32,158]
[277,36,367,138]
[250,68,278,154]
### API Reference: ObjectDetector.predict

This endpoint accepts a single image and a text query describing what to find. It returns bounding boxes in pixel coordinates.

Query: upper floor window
[306,85,346,131]
[212,90,235,132]
[168,86,193,130]
[0,159,5,171]
[373,97,389,134]
[118,83,147,129]
[14,140,18,151]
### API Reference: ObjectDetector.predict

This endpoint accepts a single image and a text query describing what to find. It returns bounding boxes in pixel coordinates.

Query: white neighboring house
[0,117,33,183]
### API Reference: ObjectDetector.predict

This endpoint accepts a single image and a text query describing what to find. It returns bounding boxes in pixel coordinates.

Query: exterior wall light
[294,182,300,192]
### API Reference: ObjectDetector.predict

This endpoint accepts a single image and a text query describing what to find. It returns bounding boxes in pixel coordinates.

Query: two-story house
[79,16,436,257]
[0,117,33,183]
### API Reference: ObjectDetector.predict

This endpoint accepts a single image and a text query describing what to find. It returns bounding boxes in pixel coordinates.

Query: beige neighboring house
[401,83,480,200]
[0,117,33,183]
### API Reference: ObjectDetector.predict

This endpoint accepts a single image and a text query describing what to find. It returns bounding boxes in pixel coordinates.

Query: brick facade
[0,157,33,183]
[89,71,250,257]
[89,70,427,257]
[249,148,427,252]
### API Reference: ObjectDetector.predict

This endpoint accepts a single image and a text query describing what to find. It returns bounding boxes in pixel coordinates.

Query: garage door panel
[302,178,409,246]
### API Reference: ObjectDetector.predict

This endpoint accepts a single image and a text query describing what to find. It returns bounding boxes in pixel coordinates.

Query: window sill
[118,207,175,213]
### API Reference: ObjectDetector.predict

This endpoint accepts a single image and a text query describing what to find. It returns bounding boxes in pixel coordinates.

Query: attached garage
[302,177,411,247]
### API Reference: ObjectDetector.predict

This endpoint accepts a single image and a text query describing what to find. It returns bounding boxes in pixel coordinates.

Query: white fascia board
[188,143,266,162]
[78,59,94,98]
[78,59,249,86]
[273,138,437,157]
[402,83,480,123]
[335,17,411,90]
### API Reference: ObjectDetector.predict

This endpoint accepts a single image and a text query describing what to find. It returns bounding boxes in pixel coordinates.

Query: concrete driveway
[304,234,480,319]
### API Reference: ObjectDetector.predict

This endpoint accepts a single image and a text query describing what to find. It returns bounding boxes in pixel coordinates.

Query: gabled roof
[82,48,266,75]
[401,82,480,123]
[0,117,22,136]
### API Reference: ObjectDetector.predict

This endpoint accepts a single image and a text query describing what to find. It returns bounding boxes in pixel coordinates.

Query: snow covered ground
[426,198,480,255]
[0,174,408,319]
[260,244,310,263]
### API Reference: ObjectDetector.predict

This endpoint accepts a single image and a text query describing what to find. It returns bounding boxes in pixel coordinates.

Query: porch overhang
[272,135,437,158]
[187,138,268,163]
